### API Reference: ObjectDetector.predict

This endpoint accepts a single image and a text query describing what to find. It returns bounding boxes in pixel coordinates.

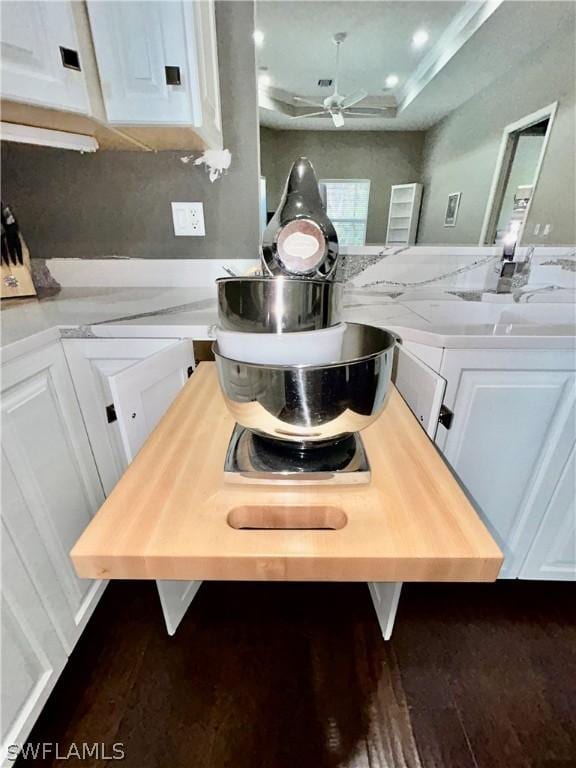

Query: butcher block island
[71,363,502,584]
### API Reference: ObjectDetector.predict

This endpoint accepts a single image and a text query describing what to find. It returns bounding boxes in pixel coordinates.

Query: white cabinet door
[87,1,195,125]
[1,342,107,652]
[63,338,183,495]
[519,442,576,581]
[65,338,198,634]
[187,0,222,148]
[392,346,446,439]
[108,340,195,462]
[1,522,68,763]
[438,349,576,578]
[108,340,199,635]
[0,0,90,113]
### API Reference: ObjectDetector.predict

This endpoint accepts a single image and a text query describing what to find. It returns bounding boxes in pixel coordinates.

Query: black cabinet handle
[165,66,181,85]
[438,405,454,430]
[60,46,81,71]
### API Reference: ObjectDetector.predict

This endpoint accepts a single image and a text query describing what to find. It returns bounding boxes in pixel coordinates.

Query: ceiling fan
[290,32,392,127]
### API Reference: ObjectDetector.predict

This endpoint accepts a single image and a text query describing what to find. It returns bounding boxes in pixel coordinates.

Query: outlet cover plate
[171,202,205,236]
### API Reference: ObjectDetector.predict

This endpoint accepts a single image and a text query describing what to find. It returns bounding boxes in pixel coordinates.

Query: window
[320,179,371,246]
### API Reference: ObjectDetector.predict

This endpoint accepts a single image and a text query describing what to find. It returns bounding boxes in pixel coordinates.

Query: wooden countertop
[71,363,502,582]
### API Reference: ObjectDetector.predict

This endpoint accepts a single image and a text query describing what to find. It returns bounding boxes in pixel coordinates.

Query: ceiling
[255,0,575,131]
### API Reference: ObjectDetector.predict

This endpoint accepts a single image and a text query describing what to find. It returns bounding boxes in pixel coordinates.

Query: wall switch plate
[543,224,552,236]
[171,202,205,236]
[533,223,540,235]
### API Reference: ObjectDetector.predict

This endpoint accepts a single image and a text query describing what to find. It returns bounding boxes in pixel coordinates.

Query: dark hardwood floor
[17,580,576,768]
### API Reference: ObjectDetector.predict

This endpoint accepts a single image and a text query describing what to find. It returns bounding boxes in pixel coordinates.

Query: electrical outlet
[171,202,205,236]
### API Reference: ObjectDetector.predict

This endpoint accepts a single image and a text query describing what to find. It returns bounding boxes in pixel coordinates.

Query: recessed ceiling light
[253,29,265,47]
[412,29,429,48]
[258,72,271,88]
[385,74,399,88]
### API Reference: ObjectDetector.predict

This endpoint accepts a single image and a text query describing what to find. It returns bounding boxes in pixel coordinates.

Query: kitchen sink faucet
[496,236,534,293]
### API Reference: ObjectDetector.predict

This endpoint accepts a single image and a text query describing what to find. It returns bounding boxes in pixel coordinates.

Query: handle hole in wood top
[227,505,347,531]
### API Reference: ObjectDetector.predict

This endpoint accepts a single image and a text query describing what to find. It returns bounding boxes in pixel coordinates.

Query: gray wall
[260,128,425,244]
[0,1,260,260]
[418,23,576,246]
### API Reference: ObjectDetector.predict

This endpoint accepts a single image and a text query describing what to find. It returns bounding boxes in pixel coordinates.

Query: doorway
[480,103,557,245]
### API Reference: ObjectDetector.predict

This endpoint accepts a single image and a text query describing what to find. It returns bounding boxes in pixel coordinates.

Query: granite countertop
[1,285,575,357]
[0,287,217,349]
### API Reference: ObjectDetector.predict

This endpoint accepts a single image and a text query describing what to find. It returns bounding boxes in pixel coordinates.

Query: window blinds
[320,179,370,246]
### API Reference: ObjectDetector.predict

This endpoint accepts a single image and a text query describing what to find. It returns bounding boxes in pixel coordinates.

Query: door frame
[478,101,558,246]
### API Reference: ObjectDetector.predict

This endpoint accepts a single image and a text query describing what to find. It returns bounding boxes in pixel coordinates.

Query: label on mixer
[277,219,325,273]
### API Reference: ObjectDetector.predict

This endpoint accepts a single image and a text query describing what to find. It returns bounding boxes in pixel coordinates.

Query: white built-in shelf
[386,183,423,245]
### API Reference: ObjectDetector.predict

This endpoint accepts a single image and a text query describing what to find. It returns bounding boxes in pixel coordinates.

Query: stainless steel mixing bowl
[217,276,344,333]
[214,323,398,443]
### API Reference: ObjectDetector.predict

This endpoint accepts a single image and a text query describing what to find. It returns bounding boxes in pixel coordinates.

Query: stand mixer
[213,157,397,485]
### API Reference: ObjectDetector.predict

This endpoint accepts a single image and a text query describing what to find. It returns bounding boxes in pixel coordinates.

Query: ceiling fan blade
[293,96,325,108]
[344,107,394,116]
[341,89,368,109]
[288,111,327,119]
[331,110,345,128]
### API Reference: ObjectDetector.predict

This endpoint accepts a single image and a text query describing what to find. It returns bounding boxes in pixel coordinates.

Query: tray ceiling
[256,1,574,131]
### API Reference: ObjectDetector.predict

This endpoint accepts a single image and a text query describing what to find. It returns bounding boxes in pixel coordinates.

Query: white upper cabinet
[0,0,90,114]
[86,0,222,147]
[1,0,222,150]
[189,0,222,149]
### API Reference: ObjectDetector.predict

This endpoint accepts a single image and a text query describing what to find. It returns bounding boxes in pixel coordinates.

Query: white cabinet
[86,0,222,147]
[437,349,576,578]
[1,339,109,760]
[190,0,222,149]
[0,0,90,114]
[386,183,423,246]
[62,338,188,494]
[63,338,200,634]
[1,522,67,763]
[1,0,222,150]
[393,346,446,439]
[1,342,107,652]
[108,340,195,463]
[519,442,576,580]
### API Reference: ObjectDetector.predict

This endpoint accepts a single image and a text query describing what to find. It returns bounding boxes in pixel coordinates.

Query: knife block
[1,235,37,300]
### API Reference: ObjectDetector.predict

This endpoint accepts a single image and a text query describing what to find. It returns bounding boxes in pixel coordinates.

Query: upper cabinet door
[0,0,90,114]
[87,1,199,126]
[187,0,222,148]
